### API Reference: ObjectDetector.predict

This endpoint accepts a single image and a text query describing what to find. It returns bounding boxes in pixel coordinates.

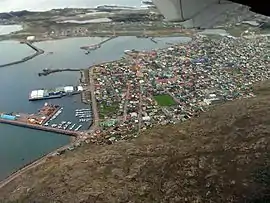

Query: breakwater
[0,41,44,68]
[38,68,81,76]
[80,36,117,51]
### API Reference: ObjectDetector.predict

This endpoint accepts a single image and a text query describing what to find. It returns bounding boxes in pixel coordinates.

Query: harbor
[0,103,93,137]
[0,36,190,181]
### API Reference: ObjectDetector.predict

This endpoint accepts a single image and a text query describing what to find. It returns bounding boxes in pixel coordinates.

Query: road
[88,68,100,133]
[123,82,130,122]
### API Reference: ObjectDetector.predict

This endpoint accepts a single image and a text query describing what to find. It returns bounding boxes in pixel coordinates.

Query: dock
[0,118,78,137]
[0,104,79,137]
[80,69,91,104]
[0,41,44,68]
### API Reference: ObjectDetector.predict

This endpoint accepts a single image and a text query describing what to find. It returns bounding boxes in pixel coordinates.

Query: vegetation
[154,94,176,106]
[1,81,270,202]
[99,102,119,119]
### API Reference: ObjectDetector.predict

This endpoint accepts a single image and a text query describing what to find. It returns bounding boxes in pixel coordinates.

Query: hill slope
[1,82,270,203]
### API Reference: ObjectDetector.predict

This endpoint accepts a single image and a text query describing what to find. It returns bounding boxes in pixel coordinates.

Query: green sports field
[154,94,176,106]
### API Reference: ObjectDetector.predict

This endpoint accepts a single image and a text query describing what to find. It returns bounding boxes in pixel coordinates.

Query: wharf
[0,118,78,137]
[80,69,91,104]
[0,104,79,137]
[0,41,44,68]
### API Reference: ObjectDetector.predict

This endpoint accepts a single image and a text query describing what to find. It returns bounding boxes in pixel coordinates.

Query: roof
[30,90,45,98]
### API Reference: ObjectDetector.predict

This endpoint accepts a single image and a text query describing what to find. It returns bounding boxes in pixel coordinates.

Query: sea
[0,35,192,180]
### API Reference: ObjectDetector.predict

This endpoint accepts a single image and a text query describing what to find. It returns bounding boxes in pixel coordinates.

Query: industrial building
[29,85,83,101]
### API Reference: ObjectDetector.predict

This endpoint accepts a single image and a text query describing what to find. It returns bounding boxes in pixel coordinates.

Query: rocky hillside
[1,82,270,203]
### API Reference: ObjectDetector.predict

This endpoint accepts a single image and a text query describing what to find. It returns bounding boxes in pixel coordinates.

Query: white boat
[75,125,82,131]
[69,124,76,130]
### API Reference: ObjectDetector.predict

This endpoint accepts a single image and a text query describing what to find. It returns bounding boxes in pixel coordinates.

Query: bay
[0,36,191,180]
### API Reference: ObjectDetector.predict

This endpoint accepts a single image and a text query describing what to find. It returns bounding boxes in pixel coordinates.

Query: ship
[141,0,154,5]
[29,85,84,101]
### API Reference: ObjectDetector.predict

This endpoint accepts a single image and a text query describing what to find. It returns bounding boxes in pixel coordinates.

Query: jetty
[150,37,158,44]
[0,41,44,68]
[80,36,116,51]
[38,68,81,76]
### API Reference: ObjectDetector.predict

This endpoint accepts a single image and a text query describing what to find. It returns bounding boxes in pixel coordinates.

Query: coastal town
[76,33,269,145]
[1,0,270,201]
[0,2,269,154]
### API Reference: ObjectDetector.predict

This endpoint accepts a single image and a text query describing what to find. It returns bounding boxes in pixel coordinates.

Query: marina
[0,103,80,137]
[0,103,93,137]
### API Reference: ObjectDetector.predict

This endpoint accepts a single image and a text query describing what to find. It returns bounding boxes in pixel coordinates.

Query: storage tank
[26,36,35,41]
[1,114,16,121]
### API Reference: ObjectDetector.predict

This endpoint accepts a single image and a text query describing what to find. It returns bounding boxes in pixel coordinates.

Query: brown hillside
[1,82,270,203]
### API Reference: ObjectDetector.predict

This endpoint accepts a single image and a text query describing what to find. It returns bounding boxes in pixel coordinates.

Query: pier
[38,68,81,76]
[0,104,80,137]
[150,37,158,44]
[0,41,44,68]
[80,36,116,51]
[0,118,79,137]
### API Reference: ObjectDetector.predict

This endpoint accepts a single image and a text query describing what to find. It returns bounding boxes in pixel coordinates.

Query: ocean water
[0,25,23,36]
[0,36,191,180]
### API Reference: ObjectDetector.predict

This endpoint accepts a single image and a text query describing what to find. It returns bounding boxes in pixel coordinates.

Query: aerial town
[82,33,270,143]
[0,1,269,150]
[1,0,270,201]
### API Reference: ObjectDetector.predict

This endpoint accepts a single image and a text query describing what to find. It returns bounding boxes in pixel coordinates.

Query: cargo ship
[29,85,84,101]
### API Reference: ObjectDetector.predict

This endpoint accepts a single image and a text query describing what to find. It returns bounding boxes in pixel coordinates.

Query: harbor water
[0,36,191,180]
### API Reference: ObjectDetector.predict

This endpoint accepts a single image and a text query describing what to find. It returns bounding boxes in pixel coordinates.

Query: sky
[0,0,142,12]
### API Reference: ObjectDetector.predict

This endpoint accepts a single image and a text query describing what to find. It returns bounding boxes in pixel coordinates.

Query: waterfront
[0,36,191,180]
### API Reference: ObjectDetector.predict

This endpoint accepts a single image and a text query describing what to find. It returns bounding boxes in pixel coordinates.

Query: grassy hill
[1,81,270,203]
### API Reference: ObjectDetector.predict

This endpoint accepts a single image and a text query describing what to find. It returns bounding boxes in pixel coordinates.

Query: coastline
[0,141,77,188]
[0,28,196,43]
[0,30,231,189]
[0,35,192,187]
